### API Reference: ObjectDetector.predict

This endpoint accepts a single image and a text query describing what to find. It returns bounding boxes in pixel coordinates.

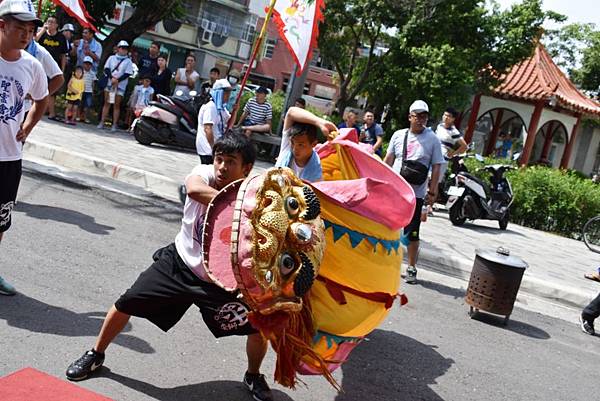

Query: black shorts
[0,160,22,233]
[67,99,81,106]
[115,243,257,338]
[403,198,424,242]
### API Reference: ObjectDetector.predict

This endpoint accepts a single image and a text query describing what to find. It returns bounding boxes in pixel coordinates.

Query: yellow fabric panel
[310,281,394,337]
[320,145,360,181]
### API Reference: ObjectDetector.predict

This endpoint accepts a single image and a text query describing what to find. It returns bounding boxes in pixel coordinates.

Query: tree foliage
[546,23,600,97]
[319,0,563,130]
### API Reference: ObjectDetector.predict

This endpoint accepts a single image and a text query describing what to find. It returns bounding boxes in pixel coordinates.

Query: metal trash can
[465,247,528,325]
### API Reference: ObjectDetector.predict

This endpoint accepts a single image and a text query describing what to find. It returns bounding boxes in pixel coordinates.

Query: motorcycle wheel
[449,203,466,226]
[499,210,510,230]
[134,124,153,145]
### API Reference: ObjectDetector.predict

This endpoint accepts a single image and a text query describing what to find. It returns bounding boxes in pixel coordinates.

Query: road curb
[413,247,595,310]
[24,140,179,202]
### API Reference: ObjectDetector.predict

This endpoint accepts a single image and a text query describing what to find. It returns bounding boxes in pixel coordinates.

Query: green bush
[508,166,600,238]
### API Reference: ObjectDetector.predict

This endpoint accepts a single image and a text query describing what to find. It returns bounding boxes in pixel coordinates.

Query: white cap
[117,40,129,48]
[61,23,74,32]
[212,78,232,91]
[83,55,93,64]
[409,100,429,114]
[0,0,43,26]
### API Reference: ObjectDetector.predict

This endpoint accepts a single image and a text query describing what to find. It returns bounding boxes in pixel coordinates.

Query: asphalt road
[0,171,599,401]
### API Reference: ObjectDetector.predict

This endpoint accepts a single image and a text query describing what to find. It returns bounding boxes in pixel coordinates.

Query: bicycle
[582,215,600,254]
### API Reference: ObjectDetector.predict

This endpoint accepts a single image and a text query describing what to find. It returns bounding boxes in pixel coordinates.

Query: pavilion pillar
[560,114,582,169]
[520,100,545,166]
[464,94,481,144]
[540,121,555,161]
[484,109,504,156]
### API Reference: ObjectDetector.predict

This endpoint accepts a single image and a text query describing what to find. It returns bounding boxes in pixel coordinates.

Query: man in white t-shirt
[435,107,467,184]
[66,135,275,401]
[24,39,63,111]
[196,78,232,164]
[0,0,49,296]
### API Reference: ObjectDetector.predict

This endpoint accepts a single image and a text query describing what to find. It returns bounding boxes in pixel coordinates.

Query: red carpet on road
[0,367,113,401]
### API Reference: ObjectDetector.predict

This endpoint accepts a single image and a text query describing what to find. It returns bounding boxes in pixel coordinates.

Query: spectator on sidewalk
[64,66,84,125]
[275,106,336,182]
[97,40,133,132]
[127,74,154,127]
[434,107,467,205]
[580,292,600,335]
[196,79,232,164]
[73,27,101,72]
[0,0,49,296]
[79,56,96,123]
[151,54,172,97]
[337,109,360,135]
[225,68,241,113]
[360,110,384,157]
[173,54,199,98]
[384,100,444,284]
[64,134,274,401]
[137,40,160,78]
[60,23,75,93]
[236,86,272,137]
[35,15,67,120]
[200,66,220,97]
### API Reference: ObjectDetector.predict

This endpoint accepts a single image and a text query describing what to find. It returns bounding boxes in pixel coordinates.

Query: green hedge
[459,156,600,238]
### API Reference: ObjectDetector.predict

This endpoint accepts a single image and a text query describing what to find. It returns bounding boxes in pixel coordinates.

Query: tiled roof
[494,44,600,116]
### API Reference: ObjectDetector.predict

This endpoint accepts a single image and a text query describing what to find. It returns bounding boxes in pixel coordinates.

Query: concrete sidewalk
[23,119,600,311]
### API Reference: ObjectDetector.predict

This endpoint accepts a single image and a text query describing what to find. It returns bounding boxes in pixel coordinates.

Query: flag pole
[227,0,278,130]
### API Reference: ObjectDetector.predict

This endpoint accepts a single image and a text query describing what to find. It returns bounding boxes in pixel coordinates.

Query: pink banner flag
[52,0,96,31]
[271,0,325,75]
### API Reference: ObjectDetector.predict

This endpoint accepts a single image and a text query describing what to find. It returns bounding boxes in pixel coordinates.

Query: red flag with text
[51,0,97,31]
[271,0,325,75]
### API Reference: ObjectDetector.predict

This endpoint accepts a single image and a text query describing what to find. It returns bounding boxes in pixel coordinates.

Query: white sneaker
[405,266,417,284]
[96,123,104,129]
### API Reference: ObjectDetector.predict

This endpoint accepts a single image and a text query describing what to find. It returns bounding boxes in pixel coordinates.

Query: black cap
[256,86,269,94]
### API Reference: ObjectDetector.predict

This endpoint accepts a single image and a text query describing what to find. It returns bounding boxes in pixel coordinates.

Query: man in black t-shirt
[36,15,67,120]
[137,40,160,78]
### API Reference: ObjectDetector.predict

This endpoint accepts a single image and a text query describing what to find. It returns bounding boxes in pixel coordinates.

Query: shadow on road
[101,368,295,401]
[15,202,115,235]
[467,311,551,340]
[0,294,154,354]
[418,279,466,299]
[337,329,453,401]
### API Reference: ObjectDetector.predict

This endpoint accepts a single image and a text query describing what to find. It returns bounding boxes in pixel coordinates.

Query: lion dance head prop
[203,168,336,388]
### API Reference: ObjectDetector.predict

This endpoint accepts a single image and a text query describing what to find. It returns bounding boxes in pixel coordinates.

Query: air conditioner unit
[202,30,213,43]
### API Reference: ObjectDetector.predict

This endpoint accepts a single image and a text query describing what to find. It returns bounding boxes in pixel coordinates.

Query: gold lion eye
[280,253,296,276]
[285,196,300,217]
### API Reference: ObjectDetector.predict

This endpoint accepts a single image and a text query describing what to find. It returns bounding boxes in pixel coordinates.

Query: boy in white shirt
[80,55,96,123]
[0,0,49,295]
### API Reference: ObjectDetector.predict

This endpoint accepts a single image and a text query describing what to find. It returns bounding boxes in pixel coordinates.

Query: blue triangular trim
[323,219,400,254]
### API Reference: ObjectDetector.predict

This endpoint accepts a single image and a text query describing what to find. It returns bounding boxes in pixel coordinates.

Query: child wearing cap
[127,75,154,128]
[80,56,96,123]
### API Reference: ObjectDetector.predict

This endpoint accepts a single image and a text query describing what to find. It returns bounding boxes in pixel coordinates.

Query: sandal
[584,273,600,282]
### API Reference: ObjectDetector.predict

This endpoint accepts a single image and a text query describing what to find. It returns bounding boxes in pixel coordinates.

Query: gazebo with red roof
[462,44,600,168]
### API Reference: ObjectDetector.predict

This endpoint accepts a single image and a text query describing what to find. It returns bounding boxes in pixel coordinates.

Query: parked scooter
[132,90,209,150]
[437,153,476,205]
[445,159,515,230]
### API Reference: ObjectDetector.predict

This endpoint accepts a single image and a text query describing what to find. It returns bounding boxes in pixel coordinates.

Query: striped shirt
[82,70,96,93]
[243,97,272,125]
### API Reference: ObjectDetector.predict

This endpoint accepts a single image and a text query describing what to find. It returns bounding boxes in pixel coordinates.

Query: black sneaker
[66,349,105,381]
[405,266,418,284]
[579,315,595,335]
[243,372,273,401]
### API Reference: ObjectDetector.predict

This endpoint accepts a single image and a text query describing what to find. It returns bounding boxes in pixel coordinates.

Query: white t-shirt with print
[435,123,463,158]
[173,68,200,97]
[0,51,48,161]
[24,43,61,112]
[196,100,230,156]
[174,164,215,282]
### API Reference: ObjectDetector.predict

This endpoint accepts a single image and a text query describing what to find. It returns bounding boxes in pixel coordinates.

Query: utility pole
[276,61,311,135]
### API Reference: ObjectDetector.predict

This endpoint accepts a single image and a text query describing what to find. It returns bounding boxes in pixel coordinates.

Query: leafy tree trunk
[99,0,183,68]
